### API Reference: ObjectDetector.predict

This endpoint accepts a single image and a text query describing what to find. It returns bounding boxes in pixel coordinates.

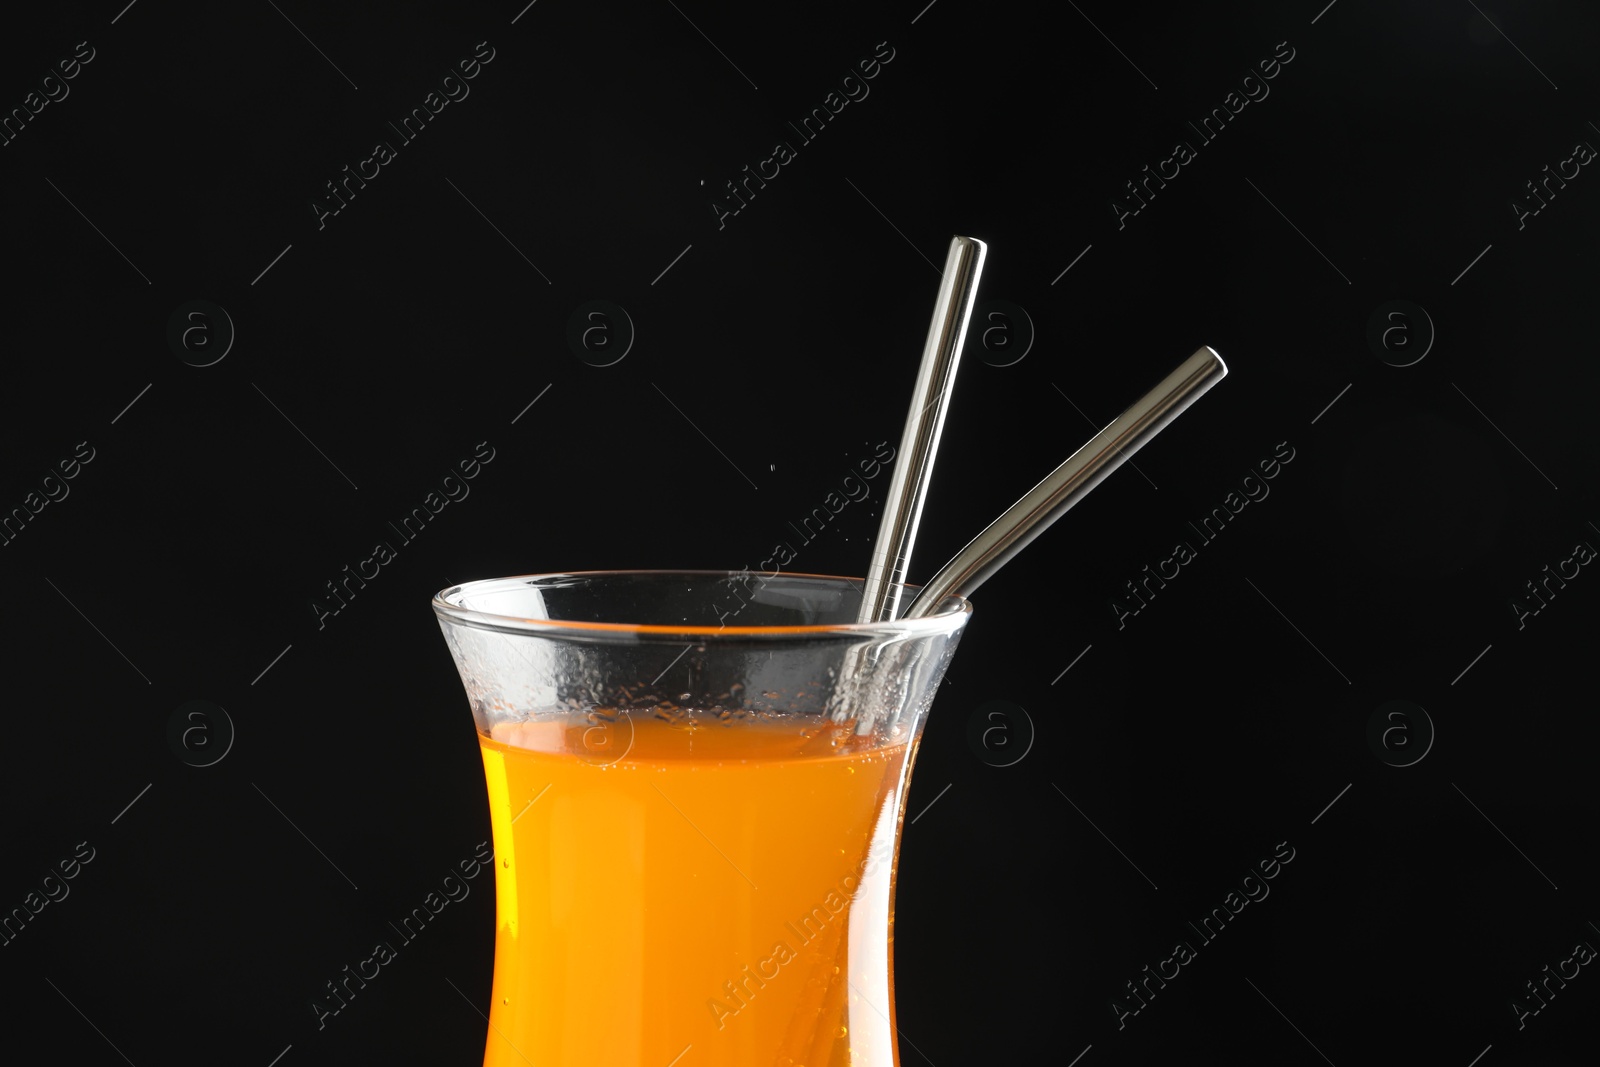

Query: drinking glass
[434,570,969,1066]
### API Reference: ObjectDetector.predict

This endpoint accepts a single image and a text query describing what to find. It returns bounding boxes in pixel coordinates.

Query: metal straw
[901,346,1228,619]
[857,235,988,623]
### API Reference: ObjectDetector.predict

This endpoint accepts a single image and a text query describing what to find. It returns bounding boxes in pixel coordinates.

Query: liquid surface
[478,712,915,1067]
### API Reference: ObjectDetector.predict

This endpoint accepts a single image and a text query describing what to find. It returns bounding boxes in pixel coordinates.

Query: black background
[2,1,1597,1064]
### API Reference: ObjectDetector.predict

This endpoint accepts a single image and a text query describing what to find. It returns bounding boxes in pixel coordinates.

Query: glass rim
[432,569,971,642]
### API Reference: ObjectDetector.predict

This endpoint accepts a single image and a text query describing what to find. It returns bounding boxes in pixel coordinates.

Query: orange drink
[477,713,917,1066]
